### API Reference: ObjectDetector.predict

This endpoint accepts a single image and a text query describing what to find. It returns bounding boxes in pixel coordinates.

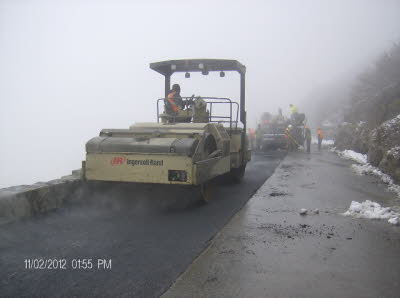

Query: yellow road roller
[83,59,251,201]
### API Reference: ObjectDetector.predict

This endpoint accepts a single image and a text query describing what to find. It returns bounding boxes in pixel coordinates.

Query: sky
[1,0,400,187]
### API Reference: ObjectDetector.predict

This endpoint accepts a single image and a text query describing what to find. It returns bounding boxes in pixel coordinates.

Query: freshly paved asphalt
[0,151,285,297]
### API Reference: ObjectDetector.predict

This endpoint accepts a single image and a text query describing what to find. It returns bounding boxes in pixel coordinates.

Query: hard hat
[288,124,293,128]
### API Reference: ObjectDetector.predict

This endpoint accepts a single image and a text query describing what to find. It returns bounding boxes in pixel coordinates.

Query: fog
[1,0,399,188]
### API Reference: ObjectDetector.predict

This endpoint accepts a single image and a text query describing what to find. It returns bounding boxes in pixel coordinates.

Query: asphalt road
[0,151,285,297]
[163,148,400,298]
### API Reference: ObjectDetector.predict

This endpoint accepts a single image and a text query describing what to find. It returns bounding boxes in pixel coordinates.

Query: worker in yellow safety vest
[285,124,296,152]
[289,104,298,114]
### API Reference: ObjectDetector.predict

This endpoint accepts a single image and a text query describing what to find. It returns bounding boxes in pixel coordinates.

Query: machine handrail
[156,97,240,132]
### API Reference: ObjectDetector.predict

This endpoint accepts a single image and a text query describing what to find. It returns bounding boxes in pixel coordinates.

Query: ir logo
[110,156,126,165]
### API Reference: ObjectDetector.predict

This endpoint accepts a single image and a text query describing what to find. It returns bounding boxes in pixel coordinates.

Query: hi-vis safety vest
[167,91,180,113]
[317,129,324,138]
[290,105,298,114]
[248,128,256,138]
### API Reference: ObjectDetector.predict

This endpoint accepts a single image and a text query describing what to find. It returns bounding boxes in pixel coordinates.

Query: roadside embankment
[335,114,400,184]
[328,45,400,184]
[0,170,83,224]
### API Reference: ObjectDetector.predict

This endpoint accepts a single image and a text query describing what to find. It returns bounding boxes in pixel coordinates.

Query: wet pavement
[0,151,285,297]
[163,147,400,298]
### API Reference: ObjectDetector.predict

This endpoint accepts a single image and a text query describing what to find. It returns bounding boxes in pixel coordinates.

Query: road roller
[82,59,251,202]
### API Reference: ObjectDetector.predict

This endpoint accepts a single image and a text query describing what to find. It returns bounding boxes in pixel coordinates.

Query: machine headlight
[168,170,187,182]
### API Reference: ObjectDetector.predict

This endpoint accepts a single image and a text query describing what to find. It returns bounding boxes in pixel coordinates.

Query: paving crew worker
[289,104,298,115]
[317,127,324,151]
[256,124,262,150]
[248,128,256,150]
[277,107,285,121]
[305,126,312,153]
[167,84,184,115]
[289,104,299,124]
[285,124,295,152]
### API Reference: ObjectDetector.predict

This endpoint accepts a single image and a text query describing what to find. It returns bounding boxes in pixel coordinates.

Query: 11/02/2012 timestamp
[24,258,112,270]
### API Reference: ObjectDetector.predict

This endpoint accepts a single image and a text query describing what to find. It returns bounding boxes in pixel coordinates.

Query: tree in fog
[346,43,400,127]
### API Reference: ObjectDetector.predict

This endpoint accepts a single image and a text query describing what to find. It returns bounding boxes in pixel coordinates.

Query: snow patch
[383,114,400,129]
[351,164,400,198]
[388,217,399,225]
[299,208,308,215]
[343,200,400,225]
[338,150,367,164]
[387,146,400,159]
[335,149,400,198]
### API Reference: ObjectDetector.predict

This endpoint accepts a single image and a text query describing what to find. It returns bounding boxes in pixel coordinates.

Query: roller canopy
[150,58,247,162]
[150,59,246,76]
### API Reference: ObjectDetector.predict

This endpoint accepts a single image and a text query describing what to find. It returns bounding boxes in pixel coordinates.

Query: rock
[299,208,308,215]
[334,123,357,151]
[0,177,83,224]
[367,131,384,166]
[334,122,369,153]
[379,147,400,182]
[368,115,400,183]
[388,216,399,226]
[335,114,400,184]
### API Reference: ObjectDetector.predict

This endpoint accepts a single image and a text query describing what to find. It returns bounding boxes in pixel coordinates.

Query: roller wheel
[229,165,246,183]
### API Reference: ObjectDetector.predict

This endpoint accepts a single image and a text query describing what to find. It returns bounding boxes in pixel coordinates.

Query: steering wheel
[185,94,196,107]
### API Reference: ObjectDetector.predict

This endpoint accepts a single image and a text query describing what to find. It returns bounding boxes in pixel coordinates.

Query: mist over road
[1,0,400,187]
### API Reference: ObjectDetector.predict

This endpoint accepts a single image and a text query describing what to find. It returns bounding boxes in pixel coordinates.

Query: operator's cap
[172,84,180,92]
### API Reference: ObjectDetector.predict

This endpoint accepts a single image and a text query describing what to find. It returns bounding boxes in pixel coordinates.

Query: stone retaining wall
[0,171,83,225]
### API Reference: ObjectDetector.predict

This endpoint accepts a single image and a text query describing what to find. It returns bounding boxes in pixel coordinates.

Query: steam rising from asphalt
[1,0,400,187]
[72,182,203,216]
